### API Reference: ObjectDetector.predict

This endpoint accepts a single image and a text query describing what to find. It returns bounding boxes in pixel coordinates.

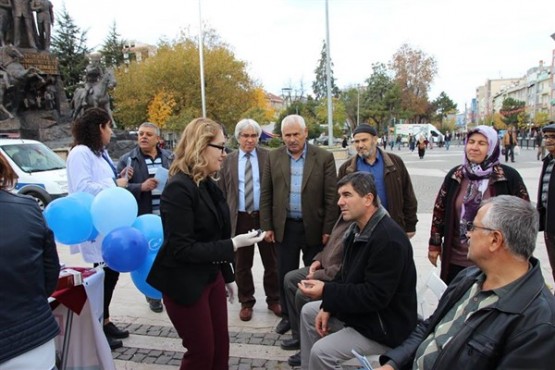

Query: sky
[50,0,555,112]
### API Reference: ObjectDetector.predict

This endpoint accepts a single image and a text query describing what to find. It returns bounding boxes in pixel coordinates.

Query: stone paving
[56,145,551,369]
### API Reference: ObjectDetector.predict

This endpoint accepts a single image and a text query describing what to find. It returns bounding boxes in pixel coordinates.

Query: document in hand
[351,349,374,370]
[154,167,169,192]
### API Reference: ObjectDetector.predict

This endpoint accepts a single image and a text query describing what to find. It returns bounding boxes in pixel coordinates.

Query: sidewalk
[56,146,552,369]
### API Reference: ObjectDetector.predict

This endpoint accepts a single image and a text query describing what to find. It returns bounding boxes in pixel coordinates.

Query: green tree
[100,21,126,67]
[51,5,90,98]
[360,63,403,134]
[500,97,525,126]
[431,91,457,129]
[389,43,437,122]
[312,40,340,101]
[112,29,257,131]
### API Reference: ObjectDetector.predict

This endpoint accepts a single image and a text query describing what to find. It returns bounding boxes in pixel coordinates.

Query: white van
[0,138,68,209]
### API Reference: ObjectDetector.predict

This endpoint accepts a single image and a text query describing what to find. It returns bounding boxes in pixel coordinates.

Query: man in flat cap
[338,124,418,238]
[538,121,555,284]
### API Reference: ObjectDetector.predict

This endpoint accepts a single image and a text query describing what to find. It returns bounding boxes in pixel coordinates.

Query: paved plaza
[57,143,552,369]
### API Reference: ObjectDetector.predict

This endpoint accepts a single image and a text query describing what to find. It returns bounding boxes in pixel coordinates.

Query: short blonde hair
[170,117,223,185]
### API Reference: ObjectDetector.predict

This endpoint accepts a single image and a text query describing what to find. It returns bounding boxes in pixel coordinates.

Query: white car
[0,138,68,209]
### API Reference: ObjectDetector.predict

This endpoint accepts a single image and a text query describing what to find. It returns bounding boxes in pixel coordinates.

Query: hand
[322,233,330,246]
[315,309,331,337]
[264,230,275,243]
[116,177,128,188]
[406,231,416,239]
[428,250,440,267]
[225,282,237,304]
[298,279,324,300]
[119,167,133,179]
[141,178,158,192]
[307,261,321,279]
[232,230,266,250]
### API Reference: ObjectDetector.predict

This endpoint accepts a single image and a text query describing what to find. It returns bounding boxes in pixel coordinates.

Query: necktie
[244,152,254,213]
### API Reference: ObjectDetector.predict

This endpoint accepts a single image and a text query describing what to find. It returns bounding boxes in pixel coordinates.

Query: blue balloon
[44,197,93,245]
[69,192,99,241]
[131,251,162,300]
[102,226,148,272]
[91,187,138,235]
[132,214,163,252]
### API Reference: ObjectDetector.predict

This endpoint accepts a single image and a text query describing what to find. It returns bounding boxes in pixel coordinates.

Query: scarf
[459,125,500,242]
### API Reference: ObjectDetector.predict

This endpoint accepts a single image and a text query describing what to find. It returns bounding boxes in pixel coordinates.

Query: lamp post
[198,0,207,118]
[356,84,360,127]
[325,0,333,148]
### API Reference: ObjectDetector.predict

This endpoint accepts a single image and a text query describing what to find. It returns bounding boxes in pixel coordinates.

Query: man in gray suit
[219,119,281,322]
[260,114,338,334]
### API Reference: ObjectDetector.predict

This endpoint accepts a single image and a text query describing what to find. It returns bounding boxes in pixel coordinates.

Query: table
[49,267,115,370]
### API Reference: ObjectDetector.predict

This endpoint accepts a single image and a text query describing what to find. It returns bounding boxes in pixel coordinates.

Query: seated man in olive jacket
[376,196,555,370]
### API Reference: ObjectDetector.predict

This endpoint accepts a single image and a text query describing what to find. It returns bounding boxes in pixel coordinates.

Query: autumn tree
[113,29,258,131]
[312,40,340,101]
[389,43,437,122]
[51,5,90,98]
[100,21,126,67]
[241,88,276,124]
[147,90,176,128]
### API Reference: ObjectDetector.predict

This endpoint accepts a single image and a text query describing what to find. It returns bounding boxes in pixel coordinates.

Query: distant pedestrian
[395,134,402,150]
[503,125,517,163]
[445,130,452,150]
[417,136,427,159]
[341,136,348,148]
[535,129,545,160]
[408,134,415,152]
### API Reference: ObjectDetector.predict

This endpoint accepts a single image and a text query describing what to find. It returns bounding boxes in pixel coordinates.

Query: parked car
[0,139,68,209]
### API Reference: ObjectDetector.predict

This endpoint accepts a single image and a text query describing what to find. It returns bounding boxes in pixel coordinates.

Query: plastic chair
[417,270,447,321]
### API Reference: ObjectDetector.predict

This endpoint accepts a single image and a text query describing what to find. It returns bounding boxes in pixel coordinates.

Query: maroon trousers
[163,272,229,370]
[235,212,279,308]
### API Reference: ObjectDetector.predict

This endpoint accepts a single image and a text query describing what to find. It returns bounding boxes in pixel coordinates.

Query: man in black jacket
[296,172,417,369]
[376,195,555,370]
[117,122,172,312]
[538,122,555,283]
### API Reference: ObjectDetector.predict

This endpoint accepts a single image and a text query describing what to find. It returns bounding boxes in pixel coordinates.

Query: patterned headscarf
[459,125,500,242]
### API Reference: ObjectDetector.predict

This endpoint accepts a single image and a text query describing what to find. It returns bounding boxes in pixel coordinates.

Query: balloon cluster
[44,187,163,299]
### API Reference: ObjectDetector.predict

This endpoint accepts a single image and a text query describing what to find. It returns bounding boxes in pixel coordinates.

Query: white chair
[417,270,447,321]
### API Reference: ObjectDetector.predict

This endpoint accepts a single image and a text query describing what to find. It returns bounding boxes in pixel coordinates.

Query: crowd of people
[1,107,555,369]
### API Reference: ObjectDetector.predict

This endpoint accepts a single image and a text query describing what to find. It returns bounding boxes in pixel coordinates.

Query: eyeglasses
[240,134,259,139]
[466,222,496,233]
[208,143,227,154]
[543,134,555,140]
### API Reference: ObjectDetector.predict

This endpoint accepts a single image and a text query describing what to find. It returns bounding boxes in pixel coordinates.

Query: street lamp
[356,84,360,127]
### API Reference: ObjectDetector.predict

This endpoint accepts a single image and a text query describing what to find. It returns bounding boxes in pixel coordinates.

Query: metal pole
[357,85,360,126]
[325,0,333,148]
[198,0,207,118]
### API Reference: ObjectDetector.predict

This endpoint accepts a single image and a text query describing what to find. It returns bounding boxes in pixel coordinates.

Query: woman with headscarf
[427,125,529,284]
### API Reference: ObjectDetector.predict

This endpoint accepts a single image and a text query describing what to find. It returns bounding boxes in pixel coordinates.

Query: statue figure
[83,58,105,95]
[11,0,38,49]
[31,0,53,51]
[0,1,10,47]
[71,66,116,126]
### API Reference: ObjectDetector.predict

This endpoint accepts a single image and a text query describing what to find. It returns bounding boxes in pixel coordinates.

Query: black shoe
[281,338,300,350]
[288,352,301,367]
[146,297,163,313]
[275,318,290,335]
[104,322,129,339]
[106,335,123,350]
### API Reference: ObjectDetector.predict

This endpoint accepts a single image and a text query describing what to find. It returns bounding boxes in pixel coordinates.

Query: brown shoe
[267,303,282,317]
[239,307,253,321]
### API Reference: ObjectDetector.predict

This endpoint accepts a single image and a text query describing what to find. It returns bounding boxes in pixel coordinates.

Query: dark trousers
[94,263,119,320]
[284,266,311,339]
[505,144,515,162]
[545,232,555,283]
[277,219,323,318]
[235,212,279,308]
[163,272,229,370]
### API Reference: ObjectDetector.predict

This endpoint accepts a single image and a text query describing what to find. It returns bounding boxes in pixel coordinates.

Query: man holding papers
[117,122,173,312]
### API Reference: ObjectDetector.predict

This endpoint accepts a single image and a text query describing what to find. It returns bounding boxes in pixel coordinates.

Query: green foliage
[500,97,525,125]
[100,21,126,67]
[112,29,257,130]
[51,5,90,98]
[312,40,340,101]
[266,137,283,148]
[431,91,457,128]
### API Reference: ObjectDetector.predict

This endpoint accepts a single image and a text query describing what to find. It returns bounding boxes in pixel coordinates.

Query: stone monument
[0,0,73,144]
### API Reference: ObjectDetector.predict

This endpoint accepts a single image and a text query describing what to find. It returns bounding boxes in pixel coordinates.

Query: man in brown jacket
[502,125,518,163]
[260,114,338,335]
[338,124,417,236]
